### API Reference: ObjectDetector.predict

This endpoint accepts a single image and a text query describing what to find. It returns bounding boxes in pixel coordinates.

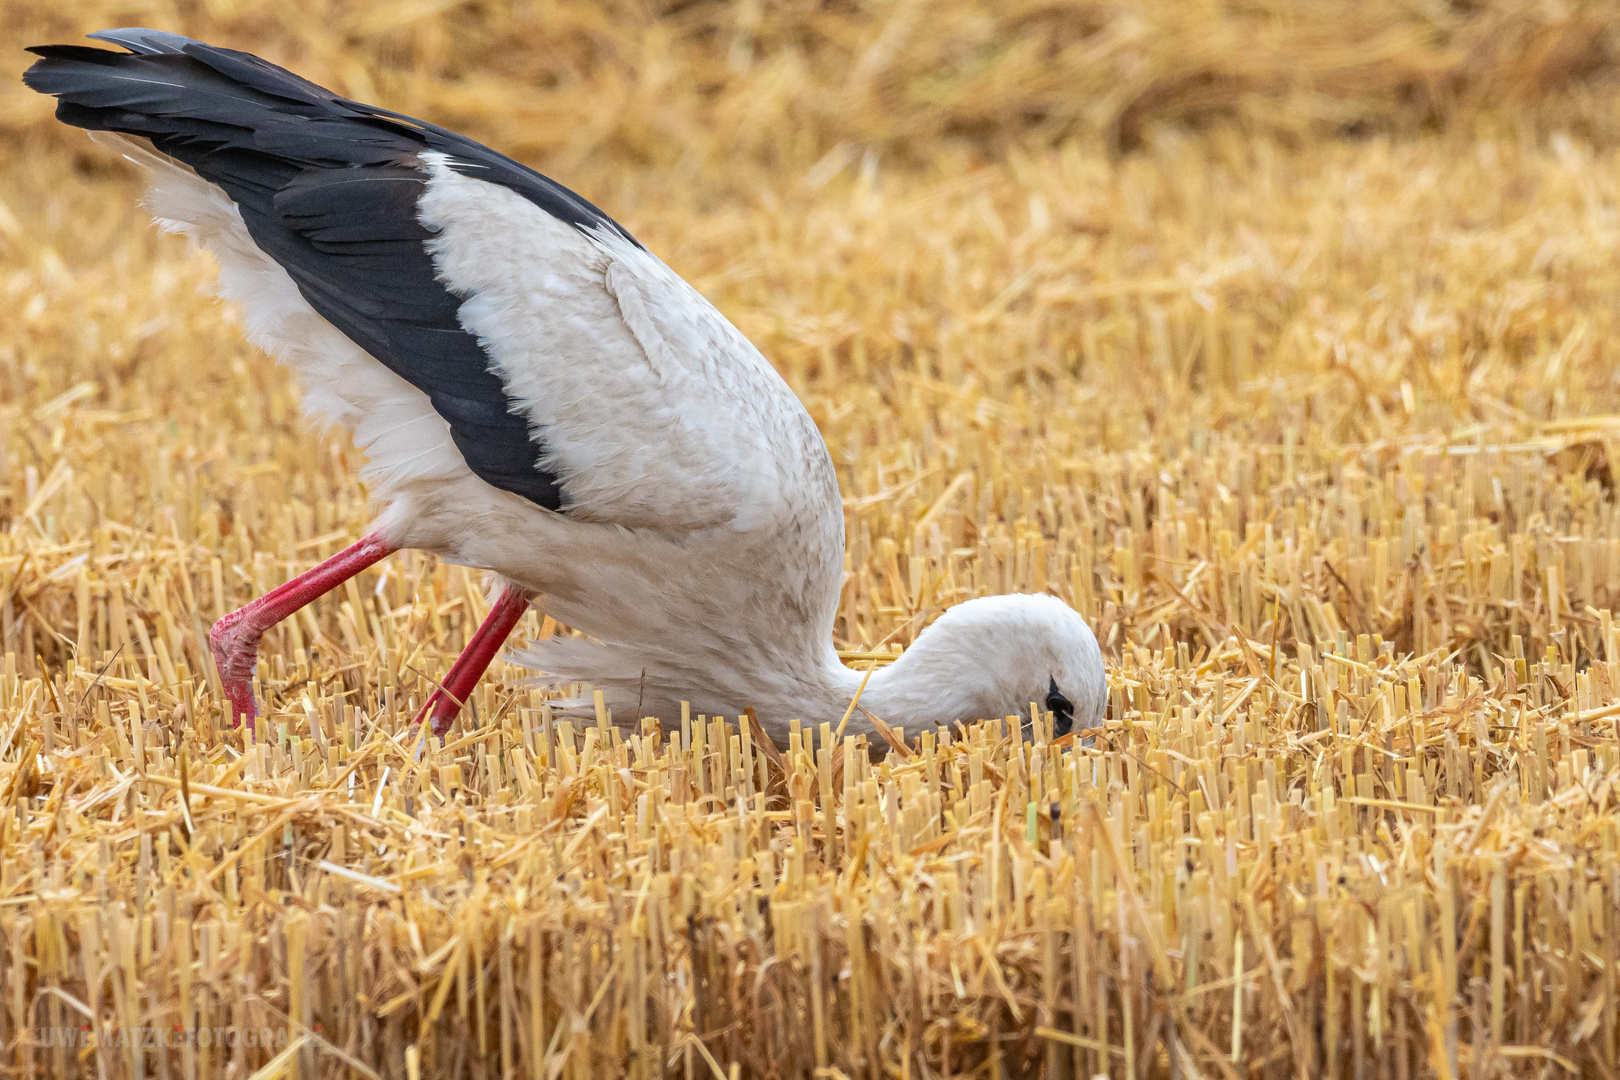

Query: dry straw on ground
[5,1,1620,1077]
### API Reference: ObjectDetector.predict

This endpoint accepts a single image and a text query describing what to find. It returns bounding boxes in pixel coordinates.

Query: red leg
[415,584,531,737]
[209,534,396,726]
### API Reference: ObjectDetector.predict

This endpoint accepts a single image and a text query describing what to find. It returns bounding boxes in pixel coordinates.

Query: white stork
[24,29,1107,743]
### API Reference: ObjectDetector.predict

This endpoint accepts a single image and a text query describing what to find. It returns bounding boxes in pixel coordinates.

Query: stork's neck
[789,593,1106,741]
[797,639,1011,740]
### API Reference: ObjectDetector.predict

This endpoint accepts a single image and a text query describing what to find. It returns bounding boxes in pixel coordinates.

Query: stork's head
[860,593,1107,737]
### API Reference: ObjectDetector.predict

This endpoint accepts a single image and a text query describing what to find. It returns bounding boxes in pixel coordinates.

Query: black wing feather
[22,29,637,512]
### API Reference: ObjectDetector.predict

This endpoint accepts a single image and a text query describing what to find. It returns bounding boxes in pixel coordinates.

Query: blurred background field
[7,1,1620,1077]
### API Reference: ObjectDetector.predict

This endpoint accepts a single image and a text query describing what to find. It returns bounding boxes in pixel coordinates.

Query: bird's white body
[94,116,1106,742]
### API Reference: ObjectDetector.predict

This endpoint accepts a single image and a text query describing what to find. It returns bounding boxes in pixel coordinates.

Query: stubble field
[3,1,1620,1077]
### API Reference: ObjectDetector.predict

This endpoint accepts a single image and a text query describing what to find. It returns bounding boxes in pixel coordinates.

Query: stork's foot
[209,612,262,727]
[410,584,532,741]
[422,693,465,741]
[204,535,397,729]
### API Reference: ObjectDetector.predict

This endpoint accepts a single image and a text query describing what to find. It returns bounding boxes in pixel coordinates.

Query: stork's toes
[209,616,262,727]
[429,697,461,740]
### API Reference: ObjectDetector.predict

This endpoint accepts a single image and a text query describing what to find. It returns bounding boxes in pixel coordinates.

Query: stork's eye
[1046,676,1074,736]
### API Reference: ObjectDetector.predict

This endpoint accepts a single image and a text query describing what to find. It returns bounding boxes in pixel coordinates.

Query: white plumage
[25,29,1108,742]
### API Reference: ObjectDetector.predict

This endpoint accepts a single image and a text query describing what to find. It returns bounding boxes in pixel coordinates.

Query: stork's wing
[23,29,834,533]
[411,150,835,532]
